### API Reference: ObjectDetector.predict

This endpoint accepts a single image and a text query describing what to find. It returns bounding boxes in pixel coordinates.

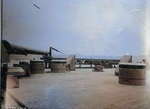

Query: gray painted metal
[93,65,103,72]
[119,63,146,86]
[2,40,48,55]
[119,62,145,66]
[30,61,45,74]
[115,55,132,75]
[51,63,67,73]
[2,43,10,63]
[66,55,76,70]
[7,67,26,76]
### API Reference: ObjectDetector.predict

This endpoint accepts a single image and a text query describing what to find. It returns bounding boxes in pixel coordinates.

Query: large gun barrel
[2,40,48,55]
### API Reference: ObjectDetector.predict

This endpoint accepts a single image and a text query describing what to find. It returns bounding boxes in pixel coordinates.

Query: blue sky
[3,0,150,57]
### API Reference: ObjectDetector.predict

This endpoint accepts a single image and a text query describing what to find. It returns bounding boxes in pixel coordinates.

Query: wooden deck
[5,68,150,109]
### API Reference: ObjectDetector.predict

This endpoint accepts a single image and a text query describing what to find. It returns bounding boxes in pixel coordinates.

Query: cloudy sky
[3,0,150,57]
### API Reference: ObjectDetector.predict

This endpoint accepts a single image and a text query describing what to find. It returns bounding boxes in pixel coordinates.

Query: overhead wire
[27,0,149,56]
[27,0,67,55]
[4,0,148,57]
[26,0,113,55]
[119,0,149,29]
[118,0,150,56]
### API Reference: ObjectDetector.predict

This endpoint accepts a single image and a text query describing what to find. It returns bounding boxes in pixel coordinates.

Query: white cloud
[118,29,122,32]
